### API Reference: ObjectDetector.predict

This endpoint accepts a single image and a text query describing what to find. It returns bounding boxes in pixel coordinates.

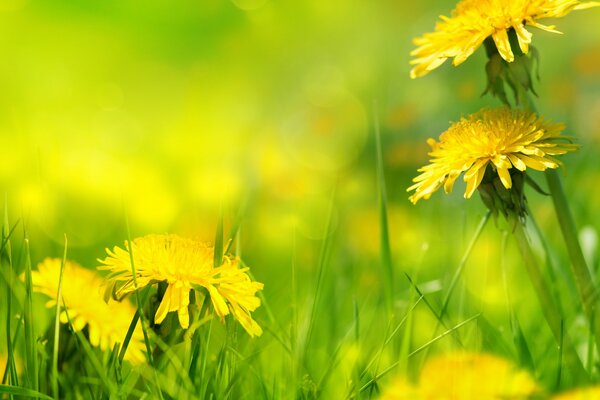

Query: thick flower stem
[513,220,588,383]
[546,168,600,354]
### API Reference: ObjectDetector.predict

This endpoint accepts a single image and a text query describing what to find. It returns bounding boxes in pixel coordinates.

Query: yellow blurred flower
[552,387,600,400]
[380,352,538,400]
[379,378,420,400]
[408,107,576,204]
[410,0,599,78]
[98,234,264,337]
[31,258,145,364]
[419,352,539,400]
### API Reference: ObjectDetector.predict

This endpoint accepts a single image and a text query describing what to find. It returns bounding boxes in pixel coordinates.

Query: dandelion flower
[98,234,264,337]
[408,107,576,204]
[31,258,145,364]
[410,0,600,78]
[419,352,538,400]
[552,387,600,399]
[379,378,421,400]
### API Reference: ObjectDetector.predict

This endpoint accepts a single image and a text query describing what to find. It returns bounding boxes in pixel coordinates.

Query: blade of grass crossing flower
[0,384,53,400]
[214,208,224,268]
[546,168,600,357]
[51,234,67,399]
[124,216,164,400]
[513,220,588,383]
[118,304,140,364]
[22,236,38,391]
[188,293,211,382]
[373,103,394,313]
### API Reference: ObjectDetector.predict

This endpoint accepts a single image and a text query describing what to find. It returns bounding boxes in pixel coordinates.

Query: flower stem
[513,220,588,382]
[546,168,600,355]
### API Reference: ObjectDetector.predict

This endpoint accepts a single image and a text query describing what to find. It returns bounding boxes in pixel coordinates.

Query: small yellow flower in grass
[31,258,145,364]
[410,0,600,78]
[379,378,420,400]
[552,387,600,399]
[419,352,539,400]
[408,107,577,205]
[98,234,264,337]
[380,352,539,400]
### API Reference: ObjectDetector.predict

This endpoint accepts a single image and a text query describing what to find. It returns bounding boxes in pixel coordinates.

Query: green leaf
[0,384,54,400]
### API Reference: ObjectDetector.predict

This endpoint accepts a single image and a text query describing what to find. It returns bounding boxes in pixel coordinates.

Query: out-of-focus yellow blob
[552,387,600,400]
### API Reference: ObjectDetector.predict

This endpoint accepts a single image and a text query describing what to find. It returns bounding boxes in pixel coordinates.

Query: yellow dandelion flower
[419,352,539,400]
[31,258,145,364]
[98,234,264,337]
[410,0,600,78]
[379,378,421,400]
[552,387,600,399]
[408,107,577,204]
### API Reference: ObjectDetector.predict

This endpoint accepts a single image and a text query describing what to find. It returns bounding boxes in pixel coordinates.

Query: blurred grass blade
[0,384,53,400]
[408,313,480,357]
[22,235,38,391]
[52,234,68,399]
[224,197,248,255]
[358,313,480,395]
[373,103,394,312]
[514,220,588,383]
[214,207,224,267]
[3,201,19,390]
[304,186,336,350]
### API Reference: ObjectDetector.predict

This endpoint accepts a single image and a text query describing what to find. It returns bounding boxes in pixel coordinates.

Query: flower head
[410,0,599,78]
[31,258,145,364]
[408,107,577,205]
[98,234,264,337]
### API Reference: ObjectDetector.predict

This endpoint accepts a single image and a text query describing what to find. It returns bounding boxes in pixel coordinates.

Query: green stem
[513,221,588,382]
[546,168,600,356]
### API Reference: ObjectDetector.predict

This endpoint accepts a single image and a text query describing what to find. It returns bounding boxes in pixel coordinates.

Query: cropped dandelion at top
[407,107,577,204]
[410,0,600,78]
[98,234,264,337]
[31,258,146,364]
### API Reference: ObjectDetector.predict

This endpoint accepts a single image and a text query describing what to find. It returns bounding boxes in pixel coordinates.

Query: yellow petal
[513,23,532,54]
[154,284,173,325]
[496,166,512,189]
[208,285,230,318]
[492,30,514,62]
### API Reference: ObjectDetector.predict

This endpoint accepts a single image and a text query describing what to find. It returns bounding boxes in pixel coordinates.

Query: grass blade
[52,234,68,399]
[373,102,394,313]
[0,384,53,400]
[22,235,38,391]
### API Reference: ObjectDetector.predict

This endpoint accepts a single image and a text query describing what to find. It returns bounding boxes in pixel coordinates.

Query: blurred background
[2,0,600,394]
